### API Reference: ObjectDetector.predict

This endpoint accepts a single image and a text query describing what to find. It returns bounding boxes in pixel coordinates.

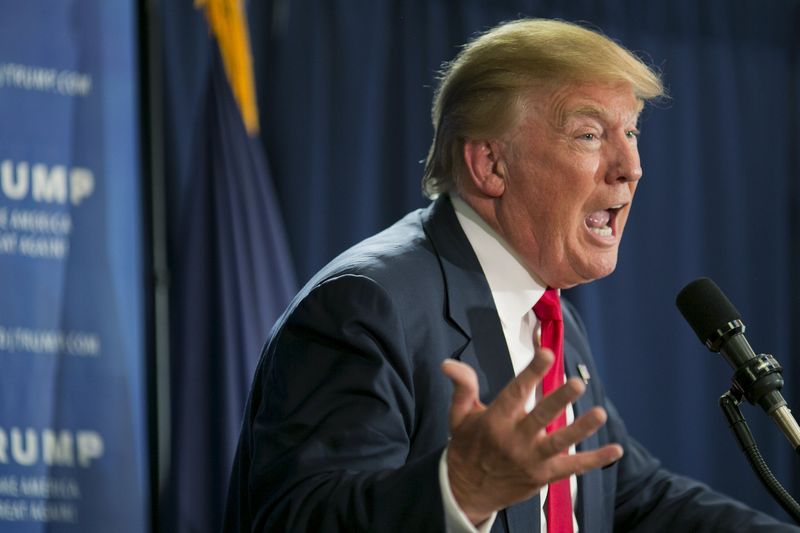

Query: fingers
[443,355,614,474]
[530,406,623,485]
[441,359,483,429]
[534,405,611,459]
[520,377,585,436]
[491,348,554,415]
[546,443,624,483]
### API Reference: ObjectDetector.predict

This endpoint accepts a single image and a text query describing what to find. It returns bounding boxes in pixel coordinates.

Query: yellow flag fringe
[196,0,260,135]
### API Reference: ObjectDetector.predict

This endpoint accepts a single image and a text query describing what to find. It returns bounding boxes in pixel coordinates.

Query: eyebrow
[552,105,604,130]
[557,103,643,129]
[565,105,606,121]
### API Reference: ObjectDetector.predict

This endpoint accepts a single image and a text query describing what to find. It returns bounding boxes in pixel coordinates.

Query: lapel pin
[577,363,591,385]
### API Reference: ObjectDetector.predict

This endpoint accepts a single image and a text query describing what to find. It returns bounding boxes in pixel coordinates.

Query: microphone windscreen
[676,277,742,344]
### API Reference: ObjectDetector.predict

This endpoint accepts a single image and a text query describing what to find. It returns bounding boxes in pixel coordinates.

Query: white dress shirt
[439,195,578,533]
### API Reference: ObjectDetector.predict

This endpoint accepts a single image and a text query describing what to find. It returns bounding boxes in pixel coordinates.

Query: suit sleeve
[237,273,447,532]
[608,399,799,532]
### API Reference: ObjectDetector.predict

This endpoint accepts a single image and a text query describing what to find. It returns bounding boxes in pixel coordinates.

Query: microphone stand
[719,389,800,524]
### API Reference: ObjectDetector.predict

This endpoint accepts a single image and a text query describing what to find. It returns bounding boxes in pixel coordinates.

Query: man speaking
[224,18,799,531]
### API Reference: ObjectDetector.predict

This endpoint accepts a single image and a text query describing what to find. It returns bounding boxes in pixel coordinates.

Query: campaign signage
[0,2,149,531]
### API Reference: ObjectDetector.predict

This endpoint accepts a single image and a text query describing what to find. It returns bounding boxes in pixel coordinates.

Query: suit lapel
[563,309,606,531]
[504,497,541,533]
[424,197,540,533]
[422,196,515,404]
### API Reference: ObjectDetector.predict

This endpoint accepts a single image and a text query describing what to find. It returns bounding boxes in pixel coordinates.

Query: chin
[569,255,619,286]
[538,249,619,288]
[586,260,618,282]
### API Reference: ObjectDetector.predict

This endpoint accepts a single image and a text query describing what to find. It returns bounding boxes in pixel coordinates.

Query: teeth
[609,204,623,209]
[589,226,612,237]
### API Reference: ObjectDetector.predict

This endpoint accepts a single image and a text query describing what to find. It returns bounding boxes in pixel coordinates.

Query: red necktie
[533,288,573,533]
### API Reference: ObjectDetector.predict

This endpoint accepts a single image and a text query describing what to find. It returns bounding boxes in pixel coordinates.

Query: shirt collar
[450,194,547,324]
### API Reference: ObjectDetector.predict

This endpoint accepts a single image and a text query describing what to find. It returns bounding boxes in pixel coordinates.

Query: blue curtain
[247,0,800,521]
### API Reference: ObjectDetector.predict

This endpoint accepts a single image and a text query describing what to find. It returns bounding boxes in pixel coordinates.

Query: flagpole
[138,0,172,530]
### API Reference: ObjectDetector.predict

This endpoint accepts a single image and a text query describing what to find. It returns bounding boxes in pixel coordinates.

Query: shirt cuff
[439,448,497,533]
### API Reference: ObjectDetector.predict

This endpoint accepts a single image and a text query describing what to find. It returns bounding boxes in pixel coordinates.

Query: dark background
[158,0,800,530]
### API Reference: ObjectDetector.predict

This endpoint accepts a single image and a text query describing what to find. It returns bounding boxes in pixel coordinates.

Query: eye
[626,129,640,139]
[579,133,596,141]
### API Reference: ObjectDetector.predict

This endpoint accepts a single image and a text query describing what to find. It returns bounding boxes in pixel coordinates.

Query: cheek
[554,149,600,179]
[555,162,601,213]
[576,158,601,176]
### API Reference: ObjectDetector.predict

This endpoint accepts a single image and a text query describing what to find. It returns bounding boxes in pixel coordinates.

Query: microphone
[676,277,800,453]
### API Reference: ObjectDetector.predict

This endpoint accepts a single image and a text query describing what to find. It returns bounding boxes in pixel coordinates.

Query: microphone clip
[731,353,785,412]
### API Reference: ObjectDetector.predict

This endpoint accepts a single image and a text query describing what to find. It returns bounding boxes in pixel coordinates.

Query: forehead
[542,82,643,127]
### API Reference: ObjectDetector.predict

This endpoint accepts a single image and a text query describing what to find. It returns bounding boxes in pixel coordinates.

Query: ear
[462,139,507,198]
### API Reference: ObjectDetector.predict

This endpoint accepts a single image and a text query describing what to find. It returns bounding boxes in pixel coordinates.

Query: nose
[605,135,642,184]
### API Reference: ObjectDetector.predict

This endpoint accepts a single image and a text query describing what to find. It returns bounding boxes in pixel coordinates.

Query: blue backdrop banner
[0,1,148,531]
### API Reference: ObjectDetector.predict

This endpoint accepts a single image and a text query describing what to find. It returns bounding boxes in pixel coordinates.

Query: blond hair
[422,19,665,198]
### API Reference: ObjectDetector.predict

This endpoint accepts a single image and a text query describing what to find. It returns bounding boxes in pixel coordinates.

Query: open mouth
[585,205,623,237]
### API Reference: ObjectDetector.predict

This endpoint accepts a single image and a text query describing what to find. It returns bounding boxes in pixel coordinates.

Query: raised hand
[440,349,624,525]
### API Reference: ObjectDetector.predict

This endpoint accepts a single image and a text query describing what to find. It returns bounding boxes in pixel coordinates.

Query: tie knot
[533,288,562,322]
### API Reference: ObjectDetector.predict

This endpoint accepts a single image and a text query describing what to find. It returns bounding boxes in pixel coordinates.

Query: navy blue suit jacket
[224,196,797,532]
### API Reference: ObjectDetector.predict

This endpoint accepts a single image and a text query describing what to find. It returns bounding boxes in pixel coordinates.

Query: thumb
[441,359,483,429]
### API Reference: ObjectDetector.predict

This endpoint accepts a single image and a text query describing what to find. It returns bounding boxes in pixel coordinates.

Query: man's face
[493,82,643,288]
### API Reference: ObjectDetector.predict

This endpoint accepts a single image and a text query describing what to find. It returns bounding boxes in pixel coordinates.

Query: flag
[164,1,296,530]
